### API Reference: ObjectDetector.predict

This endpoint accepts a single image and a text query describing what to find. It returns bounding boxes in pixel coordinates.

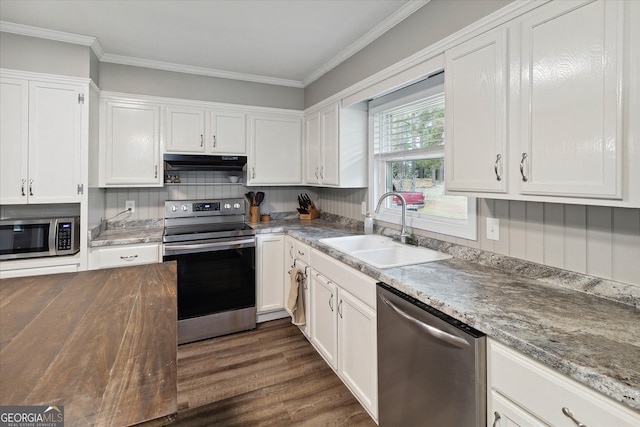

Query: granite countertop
[90,216,640,413]
[89,220,164,248]
[258,218,640,414]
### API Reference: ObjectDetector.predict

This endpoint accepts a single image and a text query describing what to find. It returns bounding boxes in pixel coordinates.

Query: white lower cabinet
[88,243,161,270]
[256,233,285,313]
[310,249,378,421]
[284,236,311,337]
[488,339,640,427]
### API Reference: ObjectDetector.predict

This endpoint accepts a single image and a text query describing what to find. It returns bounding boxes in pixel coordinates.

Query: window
[370,72,477,240]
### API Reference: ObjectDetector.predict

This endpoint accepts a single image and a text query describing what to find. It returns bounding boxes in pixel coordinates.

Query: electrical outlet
[361,201,367,215]
[486,217,499,241]
[126,200,135,213]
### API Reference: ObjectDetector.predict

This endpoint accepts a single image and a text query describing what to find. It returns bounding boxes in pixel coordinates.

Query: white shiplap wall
[102,171,316,221]
[317,188,640,286]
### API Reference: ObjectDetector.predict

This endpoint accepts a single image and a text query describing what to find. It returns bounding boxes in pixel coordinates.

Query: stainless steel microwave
[0,217,80,260]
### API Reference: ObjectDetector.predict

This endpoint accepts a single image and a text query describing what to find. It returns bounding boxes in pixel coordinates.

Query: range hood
[163,154,247,171]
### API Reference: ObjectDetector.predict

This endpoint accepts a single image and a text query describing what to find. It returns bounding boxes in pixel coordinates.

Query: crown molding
[100,54,304,88]
[0,1,429,89]
[0,21,104,56]
[301,0,430,87]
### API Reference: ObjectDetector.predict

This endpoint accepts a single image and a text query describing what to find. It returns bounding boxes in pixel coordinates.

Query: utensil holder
[249,206,260,223]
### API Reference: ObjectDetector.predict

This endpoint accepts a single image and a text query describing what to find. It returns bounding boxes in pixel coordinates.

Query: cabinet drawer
[293,240,311,264]
[489,340,640,427]
[310,249,376,308]
[89,244,160,270]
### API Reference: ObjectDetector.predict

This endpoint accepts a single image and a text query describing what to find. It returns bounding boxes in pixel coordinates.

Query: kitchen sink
[319,235,451,268]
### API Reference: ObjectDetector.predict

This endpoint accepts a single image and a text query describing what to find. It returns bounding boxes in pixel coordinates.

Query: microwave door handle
[49,218,58,256]
[379,293,470,349]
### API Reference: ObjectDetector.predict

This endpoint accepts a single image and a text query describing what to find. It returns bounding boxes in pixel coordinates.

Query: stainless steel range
[163,198,256,345]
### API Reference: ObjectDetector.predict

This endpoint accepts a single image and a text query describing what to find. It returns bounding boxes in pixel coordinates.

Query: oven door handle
[164,238,255,253]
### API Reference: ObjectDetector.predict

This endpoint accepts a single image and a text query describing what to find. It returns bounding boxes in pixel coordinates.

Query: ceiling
[0,0,428,87]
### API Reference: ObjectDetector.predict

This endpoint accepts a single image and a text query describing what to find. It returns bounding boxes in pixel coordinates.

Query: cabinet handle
[297,249,305,256]
[492,411,501,427]
[289,246,294,258]
[21,179,26,196]
[315,167,319,179]
[329,293,334,311]
[494,154,502,181]
[120,255,139,261]
[154,165,158,178]
[562,407,588,427]
[519,153,528,182]
[200,134,204,147]
[213,135,217,148]
[320,166,324,179]
[338,299,343,318]
[252,167,255,179]
[29,179,34,196]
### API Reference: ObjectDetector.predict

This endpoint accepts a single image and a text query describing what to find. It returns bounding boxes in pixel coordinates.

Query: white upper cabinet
[0,77,29,205]
[517,0,622,199]
[445,26,508,193]
[247,112,302,185]
[208,110,246,154]
[0,75,85,204]
[304,103,367,188]
[100,98,162,187]
[165,106,206,153]
[444,0,638,207]
[165,105,246,155]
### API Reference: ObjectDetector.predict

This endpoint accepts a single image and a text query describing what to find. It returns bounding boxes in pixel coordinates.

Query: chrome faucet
[374,192,411,244]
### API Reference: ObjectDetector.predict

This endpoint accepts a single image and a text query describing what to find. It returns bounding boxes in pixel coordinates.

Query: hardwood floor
[174,318,376,426]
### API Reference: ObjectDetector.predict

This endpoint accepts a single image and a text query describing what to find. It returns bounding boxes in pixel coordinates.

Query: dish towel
[287,267,306,326]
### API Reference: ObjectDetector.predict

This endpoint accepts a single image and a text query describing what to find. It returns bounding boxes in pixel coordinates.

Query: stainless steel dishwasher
[377,283,486,427]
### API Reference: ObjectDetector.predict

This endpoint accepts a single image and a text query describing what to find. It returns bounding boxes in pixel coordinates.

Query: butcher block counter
[0,262,178,427]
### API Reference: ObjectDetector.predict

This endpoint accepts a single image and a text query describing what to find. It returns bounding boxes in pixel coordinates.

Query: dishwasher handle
[379,293,470,349]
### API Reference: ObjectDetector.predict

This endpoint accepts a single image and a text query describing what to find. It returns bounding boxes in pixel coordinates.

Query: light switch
[486,217,499,241]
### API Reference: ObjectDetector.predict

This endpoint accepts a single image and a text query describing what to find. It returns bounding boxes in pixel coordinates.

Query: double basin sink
[319,234,451,269]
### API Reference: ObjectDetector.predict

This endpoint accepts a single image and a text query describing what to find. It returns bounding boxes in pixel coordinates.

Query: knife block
[299,203,320,220]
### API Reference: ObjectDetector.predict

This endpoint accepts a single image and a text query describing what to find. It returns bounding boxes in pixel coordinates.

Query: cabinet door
[28,80,84,203]
[0,77,29,204]
[338,289,378,419]
[445,27,508,193]
[518,0,622,199]
[305,112,321,184]
[490,391,546,427]
[210,110,246,154]
[248,114,302,185]
[256,234,285,313]
[310,273,338,369]
[320,104,340,186]
[165,107,206,153]
[102,100,161,186]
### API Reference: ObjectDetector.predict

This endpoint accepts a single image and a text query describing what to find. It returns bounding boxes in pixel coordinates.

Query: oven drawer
[89,243,161,270]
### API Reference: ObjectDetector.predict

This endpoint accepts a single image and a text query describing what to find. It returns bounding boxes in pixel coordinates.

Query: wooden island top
[0,262,177,427]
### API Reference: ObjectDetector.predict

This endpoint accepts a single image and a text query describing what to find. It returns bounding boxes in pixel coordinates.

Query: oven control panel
[165,198,246,218]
